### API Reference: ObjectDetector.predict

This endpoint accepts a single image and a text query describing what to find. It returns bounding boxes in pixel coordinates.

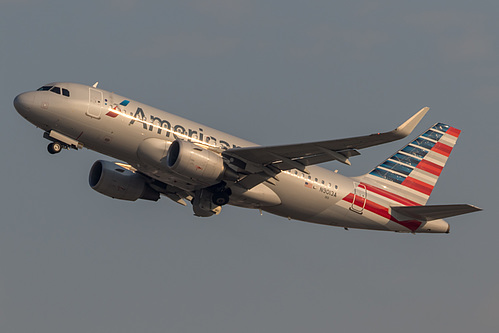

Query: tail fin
[360,123,461,205]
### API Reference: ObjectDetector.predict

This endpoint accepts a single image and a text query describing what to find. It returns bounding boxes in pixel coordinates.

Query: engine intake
[89,160,160,201]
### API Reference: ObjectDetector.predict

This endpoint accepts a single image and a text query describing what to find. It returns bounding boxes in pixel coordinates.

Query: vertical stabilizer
[361,123,461,205]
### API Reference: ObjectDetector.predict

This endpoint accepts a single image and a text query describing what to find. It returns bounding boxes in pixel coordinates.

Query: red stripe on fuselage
[360,183,421,206]
[415,159,443,176]
[396,220,422,232]
[401,177,433,195]
[432,142,453,157]
[343,193,354,203]
[105,111,119,118]
[342,194,422,232]
[343,193,389,219]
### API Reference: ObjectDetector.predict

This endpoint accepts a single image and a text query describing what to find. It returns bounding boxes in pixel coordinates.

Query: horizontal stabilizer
[391,204,482,221]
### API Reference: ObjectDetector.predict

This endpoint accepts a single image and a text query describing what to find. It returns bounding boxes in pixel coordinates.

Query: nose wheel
[47,142,63,154]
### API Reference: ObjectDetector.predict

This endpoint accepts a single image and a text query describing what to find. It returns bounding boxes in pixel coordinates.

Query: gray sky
[1,1,497,332]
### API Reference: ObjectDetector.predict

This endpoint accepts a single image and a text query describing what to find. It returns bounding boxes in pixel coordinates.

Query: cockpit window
[50,86,61,94]
[37,86,53,91]
[37,85,70,97]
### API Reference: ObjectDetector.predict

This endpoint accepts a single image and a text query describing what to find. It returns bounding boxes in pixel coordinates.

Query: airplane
[13,82,481,233]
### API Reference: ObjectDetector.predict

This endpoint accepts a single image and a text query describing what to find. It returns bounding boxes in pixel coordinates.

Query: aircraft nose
[14,92,34,116]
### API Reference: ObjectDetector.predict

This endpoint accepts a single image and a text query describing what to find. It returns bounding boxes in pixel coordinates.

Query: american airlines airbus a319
[14,82,481,233]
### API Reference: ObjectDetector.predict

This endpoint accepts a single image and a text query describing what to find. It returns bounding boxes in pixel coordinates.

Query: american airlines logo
[110,104,240,150]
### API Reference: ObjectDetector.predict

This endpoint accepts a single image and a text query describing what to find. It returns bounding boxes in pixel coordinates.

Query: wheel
[47,142,62,154]
[212,192,230,206]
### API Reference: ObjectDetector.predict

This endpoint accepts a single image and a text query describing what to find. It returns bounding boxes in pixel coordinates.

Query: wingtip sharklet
[393,107,430,138]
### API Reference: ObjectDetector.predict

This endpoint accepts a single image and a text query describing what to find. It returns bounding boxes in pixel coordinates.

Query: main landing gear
[209,182,232,206]
[212,190,231,206]
[192,186,232,217]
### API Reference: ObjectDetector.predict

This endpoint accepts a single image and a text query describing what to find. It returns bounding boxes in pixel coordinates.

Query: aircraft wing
[223,108,429,188]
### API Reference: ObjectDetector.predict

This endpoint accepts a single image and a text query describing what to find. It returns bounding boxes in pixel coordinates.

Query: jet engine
[89,160,160,201]
[166,139,235,186]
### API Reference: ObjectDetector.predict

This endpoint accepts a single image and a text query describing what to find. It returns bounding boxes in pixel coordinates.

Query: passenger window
[50,86,61,94]
[308,175,311,180]
[322,180,325,185]
[315,178,318,182]
[62,88,70,97]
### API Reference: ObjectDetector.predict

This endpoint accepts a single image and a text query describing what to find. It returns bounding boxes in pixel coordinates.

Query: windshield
[37,85,70,97]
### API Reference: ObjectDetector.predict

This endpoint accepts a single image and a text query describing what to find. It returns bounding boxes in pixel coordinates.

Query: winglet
[392,107,429,139]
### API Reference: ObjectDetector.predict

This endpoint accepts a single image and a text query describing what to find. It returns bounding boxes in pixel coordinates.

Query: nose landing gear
[47,141,64,154]
[43,131,82,155]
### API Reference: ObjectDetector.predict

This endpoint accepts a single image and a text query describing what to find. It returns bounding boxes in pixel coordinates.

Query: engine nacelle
[166,139,226,186]
[89,160,160,201]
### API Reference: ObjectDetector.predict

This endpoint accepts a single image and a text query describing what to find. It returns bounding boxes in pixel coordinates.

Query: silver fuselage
[14,82,449,233]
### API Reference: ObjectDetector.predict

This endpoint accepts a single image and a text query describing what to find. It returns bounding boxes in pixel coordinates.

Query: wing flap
[391,204,482,221]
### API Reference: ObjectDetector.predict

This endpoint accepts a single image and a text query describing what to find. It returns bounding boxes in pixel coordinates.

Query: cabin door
[350,183,367,214]
[86,88,103,119]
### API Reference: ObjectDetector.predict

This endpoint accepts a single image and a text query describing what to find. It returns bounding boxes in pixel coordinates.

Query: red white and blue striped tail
[361,123,461,205]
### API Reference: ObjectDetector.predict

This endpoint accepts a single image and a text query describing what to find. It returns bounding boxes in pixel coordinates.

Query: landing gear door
[86,88,103,119]
[350,182,367,214]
